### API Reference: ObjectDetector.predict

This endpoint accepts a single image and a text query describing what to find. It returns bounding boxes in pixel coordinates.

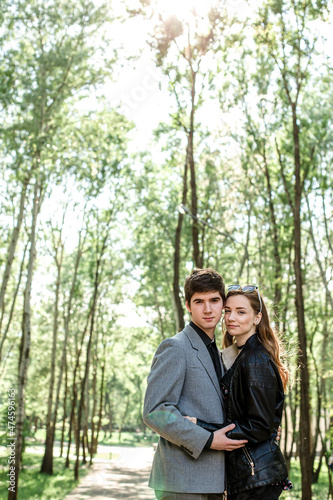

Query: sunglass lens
[242,285,256,292]
[228,285,241,291]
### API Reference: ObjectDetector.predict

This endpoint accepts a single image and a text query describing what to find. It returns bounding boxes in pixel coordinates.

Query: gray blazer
[143,324,226,494]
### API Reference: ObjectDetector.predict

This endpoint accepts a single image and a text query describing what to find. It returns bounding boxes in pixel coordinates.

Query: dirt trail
[63,446,155,500]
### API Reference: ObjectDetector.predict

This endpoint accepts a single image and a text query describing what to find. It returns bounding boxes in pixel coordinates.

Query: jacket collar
[183,323,223,403]
[221,343,239,371]
[234,334,260,363]
[242,333,260,351]
[183,323,207,350]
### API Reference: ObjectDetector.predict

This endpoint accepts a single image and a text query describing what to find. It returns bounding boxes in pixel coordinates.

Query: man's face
[186,290,223,339]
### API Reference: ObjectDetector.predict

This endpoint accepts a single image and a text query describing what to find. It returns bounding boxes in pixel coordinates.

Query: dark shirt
[190,321,222,449]
[190,321,222,383]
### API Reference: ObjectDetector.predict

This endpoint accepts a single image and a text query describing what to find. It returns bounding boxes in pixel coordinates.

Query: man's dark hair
[184,268,225,305]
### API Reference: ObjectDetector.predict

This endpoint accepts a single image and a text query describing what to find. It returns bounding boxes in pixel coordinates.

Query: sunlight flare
[151,0,216,19]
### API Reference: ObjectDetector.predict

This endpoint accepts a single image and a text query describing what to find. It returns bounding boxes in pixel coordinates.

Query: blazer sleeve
[143,337,213,459]
[226,359,279,443]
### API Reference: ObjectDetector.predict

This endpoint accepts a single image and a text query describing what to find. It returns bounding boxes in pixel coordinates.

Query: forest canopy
[0,0,332,499]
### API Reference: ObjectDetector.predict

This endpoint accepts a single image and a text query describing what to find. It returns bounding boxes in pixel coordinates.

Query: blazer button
[181,445,193,455]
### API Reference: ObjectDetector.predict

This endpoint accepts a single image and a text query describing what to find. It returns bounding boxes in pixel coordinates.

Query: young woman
[188,285,292,500]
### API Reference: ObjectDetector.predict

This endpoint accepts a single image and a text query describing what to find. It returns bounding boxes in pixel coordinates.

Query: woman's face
[224,294,261,346]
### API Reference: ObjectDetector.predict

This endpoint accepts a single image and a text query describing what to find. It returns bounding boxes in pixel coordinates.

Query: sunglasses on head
[227,284,262,314]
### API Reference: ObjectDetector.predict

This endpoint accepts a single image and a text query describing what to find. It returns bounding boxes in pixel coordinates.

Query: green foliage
[285,458,331,499]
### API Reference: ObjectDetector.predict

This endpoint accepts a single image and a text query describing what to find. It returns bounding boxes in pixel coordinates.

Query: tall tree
[10,181,42,500]
[40,210,66,474]
[255,1,331,497]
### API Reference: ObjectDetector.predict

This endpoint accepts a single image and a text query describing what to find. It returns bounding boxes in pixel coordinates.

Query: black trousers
[155,492,224,500]
[228,484,283,500]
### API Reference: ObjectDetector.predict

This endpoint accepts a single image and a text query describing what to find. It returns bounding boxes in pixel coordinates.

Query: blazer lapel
[184,325,223,404]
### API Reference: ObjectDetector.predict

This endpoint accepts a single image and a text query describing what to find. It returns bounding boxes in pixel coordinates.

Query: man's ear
[185,301,191,313]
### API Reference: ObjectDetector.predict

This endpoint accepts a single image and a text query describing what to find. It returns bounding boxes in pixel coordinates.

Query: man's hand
[210,424,248,451]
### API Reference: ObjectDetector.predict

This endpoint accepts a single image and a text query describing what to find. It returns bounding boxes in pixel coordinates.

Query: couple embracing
[143,268,292,500]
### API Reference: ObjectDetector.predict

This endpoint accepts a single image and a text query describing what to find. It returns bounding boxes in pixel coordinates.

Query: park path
[63,445,155,500]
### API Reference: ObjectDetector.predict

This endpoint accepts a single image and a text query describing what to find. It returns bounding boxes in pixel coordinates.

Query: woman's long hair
[222,289,290,390]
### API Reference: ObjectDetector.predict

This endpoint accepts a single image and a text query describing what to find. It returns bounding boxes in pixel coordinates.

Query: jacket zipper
[243,447,255,476]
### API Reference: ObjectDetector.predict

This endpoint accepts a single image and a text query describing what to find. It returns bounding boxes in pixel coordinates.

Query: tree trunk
[312,447,324,483]
[188,68,202,269]
[82,422,87,464]
[321,187,333,255]
[291,104,312,499]
[154,288,166,340]
[65,313,90,468]
[322,437,333,499]
[0,241,28,362]
[118,395,130,437]
[237,201,251,282]
[65,399,75,468]
[0,179,29,332]
[60,358,68,458]
[65,314,90,469]
[57,242,84,461]
[309,323,321,473]
[93,360,105,460]
[282,403,290,470]
[75,284,98,480]
[41,241,64,474]
[316,292,332,492]
[8,181,41,500]
[262,146,282,328]
[306,194,333,310]
[89,361,98,463]
[75,212,112,480]
[172,156,188,331]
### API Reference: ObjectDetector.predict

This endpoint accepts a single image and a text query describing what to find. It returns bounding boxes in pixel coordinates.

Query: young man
[143,268,247,500]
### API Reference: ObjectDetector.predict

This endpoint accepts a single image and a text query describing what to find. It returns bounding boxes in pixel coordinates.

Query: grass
[0,447,88,500]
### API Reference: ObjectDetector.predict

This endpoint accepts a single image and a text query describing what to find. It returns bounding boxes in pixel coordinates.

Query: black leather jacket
[198,334,288,495]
